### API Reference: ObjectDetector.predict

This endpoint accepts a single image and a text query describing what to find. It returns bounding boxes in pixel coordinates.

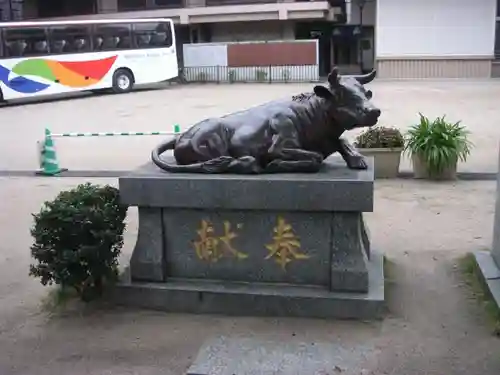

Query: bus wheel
[112,69,134,94]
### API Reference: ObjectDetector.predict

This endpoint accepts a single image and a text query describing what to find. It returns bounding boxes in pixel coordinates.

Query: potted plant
[404,113,473,180]
[354,126,405,178]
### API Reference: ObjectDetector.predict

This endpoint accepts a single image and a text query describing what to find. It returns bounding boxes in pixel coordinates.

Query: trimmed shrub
[29,183,128,301]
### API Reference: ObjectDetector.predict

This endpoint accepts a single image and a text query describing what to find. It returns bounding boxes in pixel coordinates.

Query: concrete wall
[376,0,496,78]
[349,0,376,26]
[97,0,117,13]
[492,61,500,78]
[44,0,331,25]
[377,58,493,79]
[182,40,319,82]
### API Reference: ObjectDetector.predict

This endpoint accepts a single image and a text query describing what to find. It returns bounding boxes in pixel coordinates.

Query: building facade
[376,0,497,79]
[1,0,498,79]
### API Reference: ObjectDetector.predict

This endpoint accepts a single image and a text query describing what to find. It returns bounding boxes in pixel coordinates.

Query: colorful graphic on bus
[0,55,117,94]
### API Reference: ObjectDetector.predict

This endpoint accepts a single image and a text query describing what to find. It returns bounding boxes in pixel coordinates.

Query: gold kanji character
[219,221,248,260]
[265,216,309,270]
[193,220,219,262]
[193,219,247,262]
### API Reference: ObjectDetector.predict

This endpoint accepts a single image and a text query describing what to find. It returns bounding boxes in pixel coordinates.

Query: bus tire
[112,69,134,94]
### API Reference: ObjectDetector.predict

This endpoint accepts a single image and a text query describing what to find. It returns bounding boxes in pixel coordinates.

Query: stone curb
[472,251,500,311]
[397,171,497,181]
[0,170,497,181]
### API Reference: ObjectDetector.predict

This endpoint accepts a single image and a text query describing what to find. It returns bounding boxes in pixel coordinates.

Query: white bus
[0,18,178,103]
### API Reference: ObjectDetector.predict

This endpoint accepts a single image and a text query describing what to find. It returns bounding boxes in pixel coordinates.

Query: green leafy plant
[355,126,404,149]
[29,183,128,301]
[404,113,473,176]
[255,69,268,82]
[228,70,236,83]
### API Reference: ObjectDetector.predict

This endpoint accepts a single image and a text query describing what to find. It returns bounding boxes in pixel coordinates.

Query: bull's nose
[364,108,381,126]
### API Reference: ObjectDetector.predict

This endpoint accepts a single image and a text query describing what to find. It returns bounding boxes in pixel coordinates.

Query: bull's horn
[353,69,377,84]
[327,67,340,86]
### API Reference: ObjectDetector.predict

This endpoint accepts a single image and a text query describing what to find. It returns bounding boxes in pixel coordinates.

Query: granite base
[116,155,385,319]
[111,252,385,319]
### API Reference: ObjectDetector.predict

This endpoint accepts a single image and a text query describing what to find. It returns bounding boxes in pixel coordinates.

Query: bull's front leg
[337,137,368,170]
[265,132,323,173]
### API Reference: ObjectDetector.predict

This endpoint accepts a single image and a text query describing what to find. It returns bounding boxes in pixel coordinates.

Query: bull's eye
[366,90,373,99]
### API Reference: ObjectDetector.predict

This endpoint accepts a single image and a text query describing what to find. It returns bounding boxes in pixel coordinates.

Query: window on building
[117,0,147,11]
[93,24,132,51]
[132,22,173,49]
[48,25,92,54]
[3,27,49,57]
[155,0,183,8]
[37,0,97,18]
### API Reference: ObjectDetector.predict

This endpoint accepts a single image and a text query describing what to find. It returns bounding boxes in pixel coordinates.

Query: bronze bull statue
[151,67,381,174]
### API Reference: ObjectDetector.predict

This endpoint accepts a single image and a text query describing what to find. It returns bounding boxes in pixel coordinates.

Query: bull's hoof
[227,156,262,174]
[346,155,368,170]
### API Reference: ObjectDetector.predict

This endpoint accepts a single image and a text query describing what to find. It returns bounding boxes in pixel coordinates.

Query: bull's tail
[151,137,234,173]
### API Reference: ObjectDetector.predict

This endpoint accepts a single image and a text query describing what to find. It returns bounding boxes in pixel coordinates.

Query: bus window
[3,27,49,57]
[93,24,132,51]
[133,22,173,49]
[48,25,91,54]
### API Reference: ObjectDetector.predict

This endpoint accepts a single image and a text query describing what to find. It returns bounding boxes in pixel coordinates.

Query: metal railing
[178,65,320,84]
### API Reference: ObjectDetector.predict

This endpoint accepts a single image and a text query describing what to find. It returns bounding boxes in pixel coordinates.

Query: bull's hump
[224,99,295,119]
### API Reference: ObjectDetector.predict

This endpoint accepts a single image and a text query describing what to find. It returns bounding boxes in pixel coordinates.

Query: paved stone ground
[1,176,500,375]
[1,80,500,174]
[2,82,500,374]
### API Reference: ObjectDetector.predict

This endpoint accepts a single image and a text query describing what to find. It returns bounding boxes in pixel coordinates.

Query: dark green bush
[29,183,128,301]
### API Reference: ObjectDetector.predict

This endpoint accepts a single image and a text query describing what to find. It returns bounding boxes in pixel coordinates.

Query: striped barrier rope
[51,124,181,138]
[36,124,182,176]
[51,130,178,137]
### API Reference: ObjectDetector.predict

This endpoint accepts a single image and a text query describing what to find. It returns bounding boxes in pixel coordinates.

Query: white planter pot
[357,148,403,179]
[412,154,457,180]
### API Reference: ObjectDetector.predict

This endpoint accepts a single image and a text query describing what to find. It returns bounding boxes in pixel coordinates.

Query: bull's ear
[314,85,333,99]
[327,67,340,86]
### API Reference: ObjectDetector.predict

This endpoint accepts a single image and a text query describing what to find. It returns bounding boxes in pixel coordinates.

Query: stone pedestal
[113,155,385,319]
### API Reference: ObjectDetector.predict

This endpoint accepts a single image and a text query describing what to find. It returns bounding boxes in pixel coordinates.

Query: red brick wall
[227,41,317,67]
